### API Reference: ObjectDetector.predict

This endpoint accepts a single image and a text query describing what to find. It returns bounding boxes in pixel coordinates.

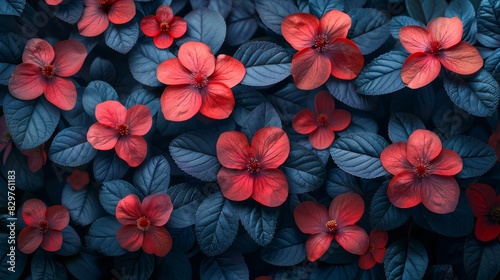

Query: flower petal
[251,169,289,207]
[22,199,46,227]
[438,41,483,75]
[125,105,152,136]
[199,82,235,120]
[156,4,173,23]
[251,127,290,169]
[217,167,253,202]
[401,52,441,89]
[22,38,54,67]
[46,205,69,230]
[327,38,364,80]
[40,229,63,252]
[293,109,318,135]
[319,10,351,41]
[387,172,422,209]
[210,55,246,88]
[314,90,335,116]
[78,5,109,37]
[328,193,364,227]
[407,129,442,165]
[336,225,370,255]
[154,33,174,49]
[160,85,202,121]
[43,76,77,110]
[115,135,148,167]
[380,142,413,175]
[370,229,388,248]
[45,0,63,5]
[157,58,192,85]
[116,194,142,225]
[474,217,500,242]
[178,41,215,76]
[293,200,330,234]
[281,13,319,50]
[328,110,351,131]
[372,247,386,263]
[421,175,460,214]
[52,40,87,77]
[117,225,144,252]
[168,16,187,38]
[399,26,431,53]
[305,233,334,262]
[308,126,335,150]
[142,194,173,226]
[8,63,45,101]
[427,17,462,49]
[216,131,251,169]
[140,15,160,37]
[465,183,497,217]
[143,226,173,257]
[359,252,376,270]
[25,146,47,173]
[108,0,136,25]
[291,47,331,90]
[430,148,463,176]
[18,227,43,254]
[87,123,120,150]
[95,100,126,126]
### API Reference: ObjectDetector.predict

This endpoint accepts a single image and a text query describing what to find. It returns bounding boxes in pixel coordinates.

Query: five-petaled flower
[18,199,69,254]
[78,0,136,37]
[216,127,290,207]
[22,144,47,173]
[488,121,500,162]
[67,170,90,191]
[140,5,187,49]
[87,100,152,167]
[116,194,173,257]
[8,38,87,110]
[281,10,364,90]
[292,90,351,149]
[157,41,245,121]
[0,115,12,165]
[358,229,388,270]
[465,183,500,242]
[294,193,369,262]
[399,16,483,89]
[380,129,463,214]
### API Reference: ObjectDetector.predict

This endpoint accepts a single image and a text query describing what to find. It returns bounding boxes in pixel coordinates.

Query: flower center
[136,216,151,231]
[190,71,209,89]
[115,124,129,136]
[313,34,330,52]
[2,131,11,142]
[160,22,169,32]
[317,114,329,126]
[429,40,441,55]
[247,157,261,173]
[490,207,500,224]
[369,243,375,253]
[325,219,337,233]
[99,0,112,12]
[33,146,41,156]
[41,65,55,78]
[39,220,49,233]
[413,159,431,178]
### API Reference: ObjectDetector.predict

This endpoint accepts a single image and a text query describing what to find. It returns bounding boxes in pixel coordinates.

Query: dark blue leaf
[282,142,326,194]
[55,0,84,24]
[3,94,60,150]
[170,226,196,252]
[431,92,474,140]
[85,216,127,256]
[56,226,81,256]
[63,250,104,280]
[155,250,192,280]
[384,238,429,280]
[226,1,258,46]
[424,265,454,280]
[61,88,92,128]
[233,41,292,86]
[370,184,411,230]
[0,149,44,191]
[195,192,239,256]
[89,57,116,85]
[388,112,425,143]
[309,0,343,18]
[326,168,362,197]
[31,250,67,280]
[133,156,170,197]
[69,30,99,53]
[261,228,307,266]
[337,111,379,136]
[389,16,425,39]
[443,136,497,178]
[422,193,473,237]
[93,150,129,183]
[241,102,282,140]
[166,183,207,228]
[484,48,500,81]
[0,33,23,85]
[82,81,118,120]
[125,88,160,116]
[0,0,25,16]
[344,0,366,11]
[348,8,390,55]
[200,251,249,279]
[405,0,447,24]
[100,180,138,215]
[232,200,280,246]
[319,239,357,264]
[476,0,500,48]
[104,20,140,54]
[310,263,358,279]
[0,233,27,280]
[463,236,500,280]
[62,184,104,226]
[255,0,299,35]
[266,83,308,124]
[128,39,175,87]
[326,77,377,111]
[113,251,154,280]
[136,0,174,16]
[445,0,477,44]
[177,8,226,53]
[48,127,97,167]
[230,232,260,255]
[190,0,233,18]
[232,86,267,126]
[355,51,407,95]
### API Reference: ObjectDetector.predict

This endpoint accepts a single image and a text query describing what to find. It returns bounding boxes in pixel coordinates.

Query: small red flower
[465,183,500,242]
[216,127,290,207]
[45,0,62,5]
[67,170,90,191]
[0,115,12,164]
[488,122,500,162]
[281,10,364,90]
[78,0,136,37]
[399,17,483,89]
[116,194,173,257]
[87,100,152,167]
[18,199,69,254]
[292,91,350,149]
[8,38,87,110]
[294,193,369,262]
[380,129,463,214]
[22,144,47,173]
[358,229,388,270]
[157,41,245,121]
[140,5,187,49]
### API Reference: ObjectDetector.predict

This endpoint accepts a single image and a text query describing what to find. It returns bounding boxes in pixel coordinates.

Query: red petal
[465,183,497,217]
[211,55,245,88]
[115,135,148,167]
[420,175,460,214]
[142,194,173,226]
[216,131,251,169]
[140,15,160,37]
[474,217,500,242]
[52,40,87,77]
[292,109,318,135]
[178,41,215,76]
[281,13,318,50]
[327,38,364,80]
[309,126,335,150]
[305,233,334,262]
[380,142,412,175]
[328,110,351,131]
[40,229,63,252]
[108,0,136,24]
[8,63,45,101]
[156,4,173,23]
[427,17,462,49]
[3,143,11,165]
[199,83,235,120]
[22,199,46,227]
[160,85,202,121]
[438,42,483,75]
[87,123,120,150]
[45,0,63,5]
[314,90,335,116]
[157,58,192,85]
[336,225,370,255]
[143,226,173,257]
[430,148,463,176]
[18,227,43,254]
[26,146,46,173]
[358,252,376,270]
[84,0,100,7]
[117,225,144,252]
[328,193,364,227]
[125,105,152,136]
[95,100,126,126]
[387,172,422,209]
[67,170,90,191]
[46,205,69,230]
[401,52,441,89]
[217,167,253,202]
[370,229,388,248]
[372,247,386,263]
[154,33,174,49]
[399,26,431,53]
[78,5,109,37]
[43,76,77,110]
[251,127,290,169]
[319,10,351,41]
[116,194,142,225]
[251,169,289,207]
[291,47,331,90]
[22,38,54,67]
[168,16,187,38]
[293,200,329,234]
[407,129,442,165]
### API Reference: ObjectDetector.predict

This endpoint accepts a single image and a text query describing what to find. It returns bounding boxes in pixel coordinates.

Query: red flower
[78,0,136,37]
[8,38,87,110]
[294,193,369,262]
[18,199,69,254]
[87,100,152,167]
[281,10,364,90]
[67,170,90,191]
[140,5,187,49]
[380,129,463,214]
[488,122,500,162]
[157,42,245,121]
[399,17,483,89]
[45,0,62,5]
[0,115,12,164]
[292,91,350,149]
[116,194,173,257]
[22,144,47,173]
[465,183,500,242]
[216,127,290,207]
[358,229,388,270]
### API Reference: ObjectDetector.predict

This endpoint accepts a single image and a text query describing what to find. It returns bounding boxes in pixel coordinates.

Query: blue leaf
[232,86,267,126]
[129,39,175,87]
[170,226,196,252]
[226,1,258,46]
[31,250,67,280]
[90,57,116,85]
[330,133,388,179]
[0,233,27,280]
[484,48,500,81]
[389,16,425,40]
[85,216,127,256]
[166,183,207,228]
[155,250,192,280]
[348,8,390,55]
[355,51,407,95]
[62,184,104,226]
[56,226,81,256]
[104,20,139,54]
[431,92,473,140]
[0,149,44,191]
[422,193,473,237]
[463,236,500,280]
[326,168,363,197]
[445,0,477,44]
[309,0,344,18]
[3,94,60,150]
[133,156,170,197]
[337,112,379,136]
[443,136,497,178]
[136,0,174,16]
[177,8,226,53]
[424,265,454,280]
[93,150,129,183]
[69,30,99,53]
[282,142,326,194]
[384,238,429,280]
[266,83,308,124]
[0,0,25,16]
[189,0,233,18]
[326,77,377,111]
[113,251,155,280]
[61,88,92,128]
[344,0,366,12]
[125,88,160,117]
[99,180,138,215]
[49,127,97,167]
[443,69,500,117]
[169,130,220,182]
[310,263,358,279]
[0,33,23,85]
[388,112,425,143]
[476,0,500,48]
[200,252,249,279]
[195,192,239,256]
[355,264,386,280]
[405,0,447,24]
[241,102,282,140]
[233,200,280,246]
[370,184,411,230]
[63,250,104,280]
[55,0,84,24]
[255,0,299,35]
[261,228,307,266]
[233,41,292,87]
[82,81,118,120]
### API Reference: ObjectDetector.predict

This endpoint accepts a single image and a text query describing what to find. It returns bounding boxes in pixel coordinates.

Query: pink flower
[465,183,500,242]
[140,5,187,49]
[216,127,290,207]
[87,100,152,167]
[45,0,63,5]
[294,193,370,262]
[116,194,173,257]
[22,144,47,173]
[488,121,500,162]
[281,10,364,90]
[157,41,246,121]
[8,38,87,110]
[358,229,388,270]
[0,115,12,164]
[18,199,69,254]
[78,0,136,37]
[399,17,483,89]
[67,170,90,191]
[292,91,351,149]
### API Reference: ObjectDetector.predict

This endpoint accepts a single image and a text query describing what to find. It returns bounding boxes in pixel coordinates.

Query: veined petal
[125,105,152,136]
[160,85,202,121]
[168,16,187,38]
[474,217,500,242]
[291,48,331,90]
[281,13,319,50]
[178,42,215,76]
[43,76,77,110]
[116,194,142,225]
[370,229,388,249]
[387,172,422,209]
[465,183,497,217]
[217,167,253,202]
[305,233,334,262]
[78,5,109,37]
[199,82,235,120]
[251,127,290,169]
[420,175,460,214]
[210,55,245,88]
[156,4,173,23]
[372,247,386,263]
[18,227,43,254]
[380,142,413,175]
[87,123,120,150]
[309,126,335,150]
[157,58,192,85]
[22,38,54,67]
[40,230,63,252]
[358,252,376,270]
[216,131,251,169]
[314,90,335,116]
[401,52,441,89]
[292,109,318,135]
[328,193,364,227]
[439,41,483,75]
[143,226,172,257]
[399,26,431,53]
[117,225,144,252]
[407,129,442,165]
[22,199,46,227]
[46,205,69,230]
[115,135,148,167]
[319,10,351,41]
[327,38,364,80]
[251,169,288,207]
[52,40,87,77]
[95,100,126,126]
[8,63,45,101]
[154,33,174,49]
[328,109,351,131]
[108,0,136,25]
[140,15,160,37]
[335,225,370,255]
[427,17,462,49]
[430,148,463,176]
[45,0,63,5]
[293,200,330,234]
[142,194,173,226]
